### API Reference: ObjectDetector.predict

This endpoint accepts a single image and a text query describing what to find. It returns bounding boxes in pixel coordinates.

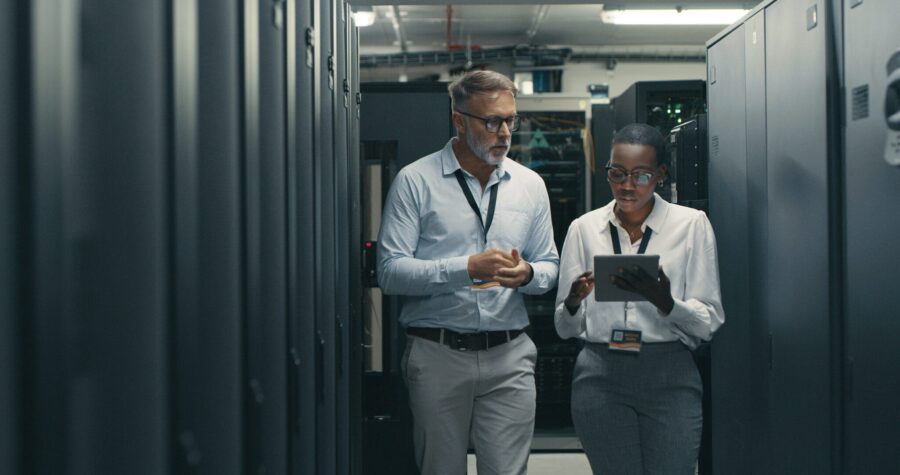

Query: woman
[555,123,724,474]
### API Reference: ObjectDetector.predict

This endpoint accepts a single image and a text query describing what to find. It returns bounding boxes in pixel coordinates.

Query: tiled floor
[466,452,592,474]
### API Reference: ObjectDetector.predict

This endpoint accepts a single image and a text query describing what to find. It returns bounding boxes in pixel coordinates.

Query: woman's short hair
[612,123,668,167]
[448,70,518,112]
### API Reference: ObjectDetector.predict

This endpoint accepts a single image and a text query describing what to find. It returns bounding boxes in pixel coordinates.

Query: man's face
[608,143,666,215]
[456,91,516,166]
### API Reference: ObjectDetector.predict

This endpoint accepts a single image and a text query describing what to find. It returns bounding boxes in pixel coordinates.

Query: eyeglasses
[605,163,656,186]
[456,110,520,133]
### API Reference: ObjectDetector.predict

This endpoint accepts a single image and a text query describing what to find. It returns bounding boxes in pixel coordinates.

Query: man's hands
[467,248,533,288]
[610,266,675,315]
[564,270,595,315]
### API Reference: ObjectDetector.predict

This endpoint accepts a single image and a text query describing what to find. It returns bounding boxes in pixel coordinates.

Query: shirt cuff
[444,255,473,287]
[661,298,693,323]
[555,301,587,339]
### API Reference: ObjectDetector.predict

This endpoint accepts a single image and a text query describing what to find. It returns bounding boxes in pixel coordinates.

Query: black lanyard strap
[609,221,652,255]
[454,169,498,240]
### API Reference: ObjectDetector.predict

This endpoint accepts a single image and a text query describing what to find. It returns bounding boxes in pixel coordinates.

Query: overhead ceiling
[358,2,755,55]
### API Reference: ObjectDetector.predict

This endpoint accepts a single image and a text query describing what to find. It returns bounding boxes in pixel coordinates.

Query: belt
[406,326,528,351]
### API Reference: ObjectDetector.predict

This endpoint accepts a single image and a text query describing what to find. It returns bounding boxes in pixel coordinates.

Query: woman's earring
[657,181,664,188]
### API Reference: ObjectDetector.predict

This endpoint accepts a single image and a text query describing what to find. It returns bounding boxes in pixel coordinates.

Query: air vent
[852,85,869,120]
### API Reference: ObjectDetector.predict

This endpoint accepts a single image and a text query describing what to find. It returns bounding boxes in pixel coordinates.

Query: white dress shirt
[378,139,560,333]
[554,195,724,349]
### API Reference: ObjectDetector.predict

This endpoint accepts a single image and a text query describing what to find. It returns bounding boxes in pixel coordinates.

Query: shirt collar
[599,193,670,235]
[440,138,510,180]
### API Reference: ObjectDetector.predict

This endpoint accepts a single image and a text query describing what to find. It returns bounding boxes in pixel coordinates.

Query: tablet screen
[593,254,660,302]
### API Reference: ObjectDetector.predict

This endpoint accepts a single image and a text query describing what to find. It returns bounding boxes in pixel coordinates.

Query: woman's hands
[564,270,595,315]
[610,266,675,315]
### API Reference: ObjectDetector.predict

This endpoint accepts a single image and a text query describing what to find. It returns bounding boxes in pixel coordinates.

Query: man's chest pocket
[489,208,531,250]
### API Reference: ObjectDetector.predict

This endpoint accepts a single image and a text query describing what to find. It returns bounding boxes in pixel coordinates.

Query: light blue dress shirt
[377,139,560,333]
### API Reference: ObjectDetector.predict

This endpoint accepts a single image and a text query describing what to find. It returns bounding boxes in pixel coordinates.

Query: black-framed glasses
[456,110,520,133]
[605,163,656,186]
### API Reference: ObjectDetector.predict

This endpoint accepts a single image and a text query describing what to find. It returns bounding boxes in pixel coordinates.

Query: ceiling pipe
[360,46,705,68]
[526,5,551,44]
[445,5,480,52]
[390,5,408,53]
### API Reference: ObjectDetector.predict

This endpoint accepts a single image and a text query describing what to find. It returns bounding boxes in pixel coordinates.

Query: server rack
[842,0,900,472]
[611,80,707,202]
[6,1,363,473]
[707,0,871,472]
[360,82,454,475]
[590,102,616,208]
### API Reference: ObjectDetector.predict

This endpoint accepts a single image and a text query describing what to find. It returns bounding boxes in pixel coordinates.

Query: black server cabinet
[360,82,453,475]
[315,0,338,472]
[242,0,290,473]
[333,1,352,473]
[287,0,319,473]
[764,1,840,472]
[668,114,708,210]
[590,103,616,208]
[171,1,243,473]
[0,2,21,473]
[843,0,900,472]
[27,2,170,473]
[707,19,754,475]
[611,80,706,201]
[347,14,365,475]
[707,0,843,472]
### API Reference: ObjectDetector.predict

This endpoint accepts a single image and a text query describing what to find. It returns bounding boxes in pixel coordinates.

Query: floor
[466,453,592,474]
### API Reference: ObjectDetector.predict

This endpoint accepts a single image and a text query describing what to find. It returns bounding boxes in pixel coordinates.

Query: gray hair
[448,70,518,112]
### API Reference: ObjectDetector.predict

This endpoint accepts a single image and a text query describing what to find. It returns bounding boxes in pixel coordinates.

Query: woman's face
[607,143,667,216]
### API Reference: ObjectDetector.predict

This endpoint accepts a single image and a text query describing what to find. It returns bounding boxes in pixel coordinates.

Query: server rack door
[242,0,289,473]
[706,23,752,475]
[765,0,836,471]
[348,19,364,475]
[171,1,243,473]
[315,0,339,472]
[287,0,318,473]
[742,11,771,473]
[0,2,20,473]
[333,1,352,473]
[843,0,900,472]
[30,2,169,473]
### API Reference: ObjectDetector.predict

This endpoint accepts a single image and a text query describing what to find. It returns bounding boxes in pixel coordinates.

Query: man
[377,70,559,475]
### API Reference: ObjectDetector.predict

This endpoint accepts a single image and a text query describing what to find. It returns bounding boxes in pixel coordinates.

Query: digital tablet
[593,254,660,302]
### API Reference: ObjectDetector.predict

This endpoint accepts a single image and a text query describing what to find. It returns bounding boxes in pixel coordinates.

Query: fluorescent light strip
[601,9,749,26]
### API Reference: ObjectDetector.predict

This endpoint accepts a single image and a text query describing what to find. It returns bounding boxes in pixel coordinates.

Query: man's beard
[465,131,509,166]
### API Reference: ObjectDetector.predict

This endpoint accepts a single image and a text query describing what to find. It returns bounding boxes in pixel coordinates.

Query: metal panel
[765,0,835,471]
[0,2,20,473]
[243,0,290,472]
[706,22,751,475]
[287,0,318,473]
[742,11,771,474]
[315,0,338,472]
[349,19,364,475]
[333,1,352,474]
[590,103,615,208]
[172,1,243,473]
[843,0,900,472]
[30,1,169,473]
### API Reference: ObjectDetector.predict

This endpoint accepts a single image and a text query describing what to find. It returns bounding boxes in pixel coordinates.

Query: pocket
[401,337,415,382]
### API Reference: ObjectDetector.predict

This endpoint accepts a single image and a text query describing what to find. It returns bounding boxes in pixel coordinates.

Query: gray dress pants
[571,341,702,475]
[402,332,538,475]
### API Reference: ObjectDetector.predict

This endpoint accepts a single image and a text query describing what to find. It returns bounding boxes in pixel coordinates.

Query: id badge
[609,329,642,353]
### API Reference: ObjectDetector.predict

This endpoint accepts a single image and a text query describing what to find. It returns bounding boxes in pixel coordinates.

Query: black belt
[406,326,528,351]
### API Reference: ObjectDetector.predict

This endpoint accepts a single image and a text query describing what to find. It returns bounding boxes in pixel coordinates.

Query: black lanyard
[609,221,652,255]
[454,169,498,241]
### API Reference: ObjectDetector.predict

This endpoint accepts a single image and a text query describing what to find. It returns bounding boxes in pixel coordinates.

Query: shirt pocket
[489,208,531,251]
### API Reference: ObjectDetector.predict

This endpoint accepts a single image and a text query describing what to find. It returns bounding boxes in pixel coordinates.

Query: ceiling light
[601,8,749,25]
[353,6,376,28]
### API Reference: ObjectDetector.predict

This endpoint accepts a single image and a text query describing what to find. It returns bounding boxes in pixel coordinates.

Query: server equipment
[707,0,900,473]
[360,82,454,475]
[667,114,709,212]
[2,1,363,474]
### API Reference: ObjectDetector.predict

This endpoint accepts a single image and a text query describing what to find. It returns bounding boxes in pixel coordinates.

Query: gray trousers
[401,332,538,475]
[571,341,702,475]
